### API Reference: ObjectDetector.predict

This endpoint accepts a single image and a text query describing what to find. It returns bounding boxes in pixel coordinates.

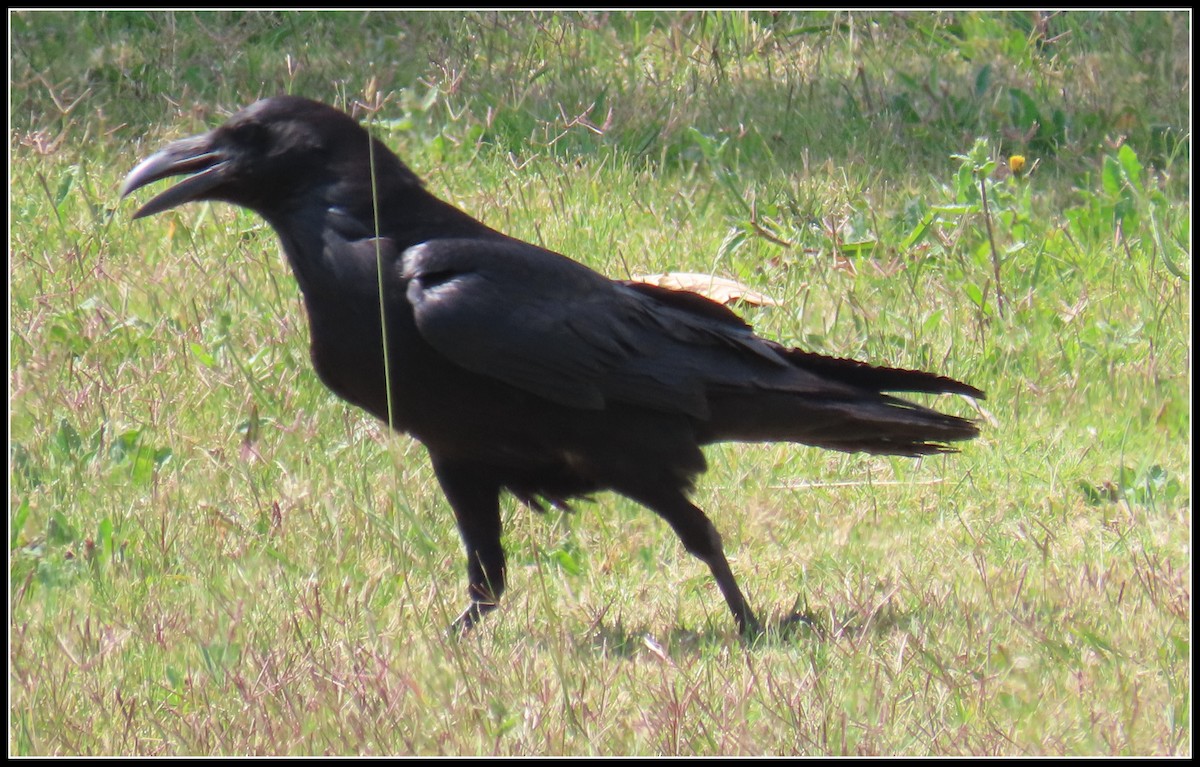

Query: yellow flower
[1009,154,1027,176]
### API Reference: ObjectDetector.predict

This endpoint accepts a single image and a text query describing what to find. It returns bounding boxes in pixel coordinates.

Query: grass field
[9,10,1191,755]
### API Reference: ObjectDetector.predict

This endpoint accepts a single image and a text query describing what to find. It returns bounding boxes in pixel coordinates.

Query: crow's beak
[121,133,230,219]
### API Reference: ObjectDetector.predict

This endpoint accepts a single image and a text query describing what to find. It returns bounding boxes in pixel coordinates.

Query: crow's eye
[228,120,270,151]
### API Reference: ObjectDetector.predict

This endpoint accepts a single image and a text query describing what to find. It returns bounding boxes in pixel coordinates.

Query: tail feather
[704,344,983,455]
[789,395,981,456]
[623,279,985,455]
[777,346,986,400]
[705,389,979,456]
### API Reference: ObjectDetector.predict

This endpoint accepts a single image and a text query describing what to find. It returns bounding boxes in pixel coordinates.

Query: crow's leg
[432,457,506,634]
[630,487,762,638]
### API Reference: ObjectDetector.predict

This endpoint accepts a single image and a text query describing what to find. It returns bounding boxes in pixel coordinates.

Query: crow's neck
[261,186,504,302]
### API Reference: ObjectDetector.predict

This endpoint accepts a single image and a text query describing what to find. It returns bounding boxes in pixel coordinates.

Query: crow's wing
[401,238,821,419]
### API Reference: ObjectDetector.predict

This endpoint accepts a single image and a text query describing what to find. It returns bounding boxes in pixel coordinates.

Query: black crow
[122,96,984,637]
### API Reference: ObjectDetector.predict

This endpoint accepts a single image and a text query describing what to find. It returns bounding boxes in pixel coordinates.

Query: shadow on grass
[579,598,915,660]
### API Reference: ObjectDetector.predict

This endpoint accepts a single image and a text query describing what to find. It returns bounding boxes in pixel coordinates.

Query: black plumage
[123,96,984,636]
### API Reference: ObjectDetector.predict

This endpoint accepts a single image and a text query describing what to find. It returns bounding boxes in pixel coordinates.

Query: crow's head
[122,96,418,220]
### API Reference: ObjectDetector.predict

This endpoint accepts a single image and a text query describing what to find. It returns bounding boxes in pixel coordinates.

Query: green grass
[9,10,1191,756]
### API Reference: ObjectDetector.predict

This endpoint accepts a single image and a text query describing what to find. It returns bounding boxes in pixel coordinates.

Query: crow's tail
[705,349,984,456]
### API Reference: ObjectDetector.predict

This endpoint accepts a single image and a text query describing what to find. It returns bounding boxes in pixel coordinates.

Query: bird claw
[739,617,766,641]
[445,600,497,637]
